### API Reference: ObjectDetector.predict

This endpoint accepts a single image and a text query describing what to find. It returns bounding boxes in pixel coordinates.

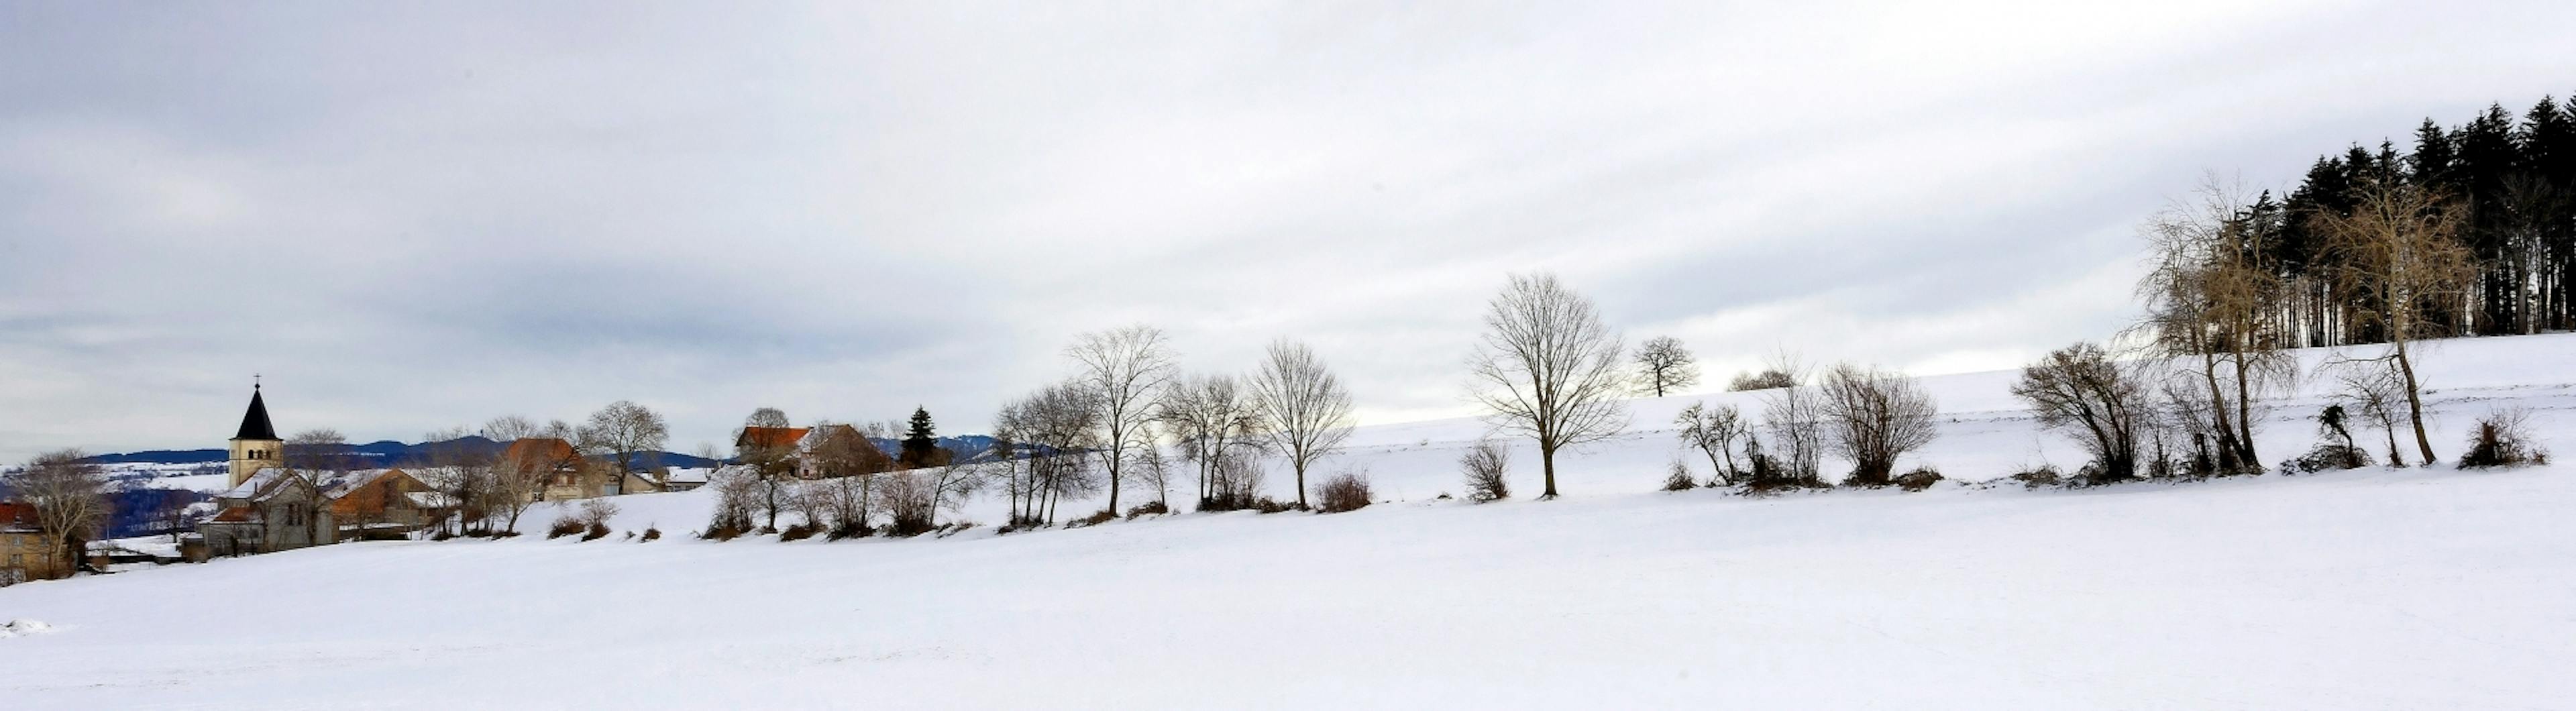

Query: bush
[2459,408,2546,469]
[640,527,661,542]
[2010,465,2063,489]
[1315,472,1373,513]
[1660,459,1698,492]
[546,515,585,539]
[1069,510,1117,529]
[701,523,745,541]
[1125,501,1170,519]
[1251,497,1297,514]
[1736,451,1823,495]
[826,520,873,541]
[1460,439,1511,503]
[580,522,611,541]
[1729,369,1798,391]
[2285,444,2371,474]
[778,523,820,541]
[429,530,458,541]
[1894,466,1943,492]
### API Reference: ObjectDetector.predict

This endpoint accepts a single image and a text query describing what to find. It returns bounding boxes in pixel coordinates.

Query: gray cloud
[3,1,2572,461]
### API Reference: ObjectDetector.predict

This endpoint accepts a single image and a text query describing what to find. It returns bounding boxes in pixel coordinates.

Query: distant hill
[78,435,1004,470]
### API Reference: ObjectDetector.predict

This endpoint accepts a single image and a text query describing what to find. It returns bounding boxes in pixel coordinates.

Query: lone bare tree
[1467,272,1629,498]
[1817,363,1940,486]
[7,449,109,579]
[579,400,668,486]
[1065,325,1177,514]
[2315,179,2477,465]
[1249,339,1356,508]
[1631,335,1700,397]
[1674,402,1748,486]
[2012,342,2155,482]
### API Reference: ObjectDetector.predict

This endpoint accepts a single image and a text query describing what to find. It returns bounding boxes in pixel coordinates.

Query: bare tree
[2314,179,2479,465]
[2133,177,2292,474]
[923,444,989,528]
[1817,363,1941,486]
[1250,339,1356,508]
[1755,352,1824,484]
[1066,325,1177,514]
[7,449,109,579]
[744,407,792,430]
[1631,335,1700,397]
[284,428,361,473]
[419,425,498,535]
[2339,367,2410,467]
[1459,439,1511,503]
[2012,343,2155,482]
[481,415,539,443]
[579,400,669,487]
[1159,373,1263,508]
[1674,402,1749,486]
[873,471,936,536]
[1001,381,1102,525]
[1467,272,1629,498]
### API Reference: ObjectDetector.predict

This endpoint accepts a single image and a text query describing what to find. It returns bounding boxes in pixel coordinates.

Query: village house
[0,502,71,585]
[498,437,668,500]
[198,467,335,557]
[319,468,458,541]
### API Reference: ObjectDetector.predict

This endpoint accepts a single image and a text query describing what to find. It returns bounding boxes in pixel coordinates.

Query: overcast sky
[3,1,2571,461]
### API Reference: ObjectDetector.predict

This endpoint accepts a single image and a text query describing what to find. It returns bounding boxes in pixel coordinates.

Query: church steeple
[233,383,278,441]
[227,380,283,488]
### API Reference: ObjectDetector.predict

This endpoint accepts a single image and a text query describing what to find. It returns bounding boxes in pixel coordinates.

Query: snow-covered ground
[2,335,2570,708]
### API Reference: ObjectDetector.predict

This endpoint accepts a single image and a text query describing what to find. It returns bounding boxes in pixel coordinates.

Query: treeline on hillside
[2245,95,2576,346]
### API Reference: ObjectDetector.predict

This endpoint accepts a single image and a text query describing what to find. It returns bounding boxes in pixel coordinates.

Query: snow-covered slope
[2,335,2569,708]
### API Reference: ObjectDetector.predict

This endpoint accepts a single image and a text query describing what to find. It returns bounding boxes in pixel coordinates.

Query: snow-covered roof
[216,468,302,500]
[663,467,713,484]
[317,468,403,500]
[405,491,460,509]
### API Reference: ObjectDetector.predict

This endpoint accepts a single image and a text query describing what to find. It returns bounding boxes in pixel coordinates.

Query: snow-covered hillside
[2,335,2569,708]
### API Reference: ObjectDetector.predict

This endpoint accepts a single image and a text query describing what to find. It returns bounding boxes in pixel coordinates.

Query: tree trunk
[2230,351,2259,466]
[1539,442,1560,498]
[2395,341,2438,465]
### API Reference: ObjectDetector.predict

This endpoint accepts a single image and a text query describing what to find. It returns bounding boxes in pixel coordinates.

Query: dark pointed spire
[233,384,278,441]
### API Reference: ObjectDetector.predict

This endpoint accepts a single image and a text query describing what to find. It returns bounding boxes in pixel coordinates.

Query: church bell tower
[227,380,283,488]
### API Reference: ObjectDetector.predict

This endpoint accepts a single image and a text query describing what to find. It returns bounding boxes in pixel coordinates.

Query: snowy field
[3,335,2571,708]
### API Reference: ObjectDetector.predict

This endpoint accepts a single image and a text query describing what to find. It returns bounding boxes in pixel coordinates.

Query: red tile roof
[502,438,580,468]
[736,427,809,449]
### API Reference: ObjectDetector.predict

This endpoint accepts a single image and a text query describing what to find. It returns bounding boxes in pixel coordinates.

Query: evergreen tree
[899,406,941,468]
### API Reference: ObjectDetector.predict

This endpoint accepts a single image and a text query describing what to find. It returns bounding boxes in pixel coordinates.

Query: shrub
[640,527,661,542]
[1250,497,1296,514]
[580,522,610,541]
[777,523,820,541]
[1729,369,1798,391]
[1125,500,1170,519]
[1661,459,1698,492]
[1460,439,1511,503]
[577,498,620,528]
[1894,466,1944,492]
[701,523,745,541]
[429,530,458,542]
[2459,408,2546,469]
[1315,472,1373,513]
[2010,465,2063,489]
[1069,509,1117,529]
[826,520,873,541]
[546,515,585,539]
[2285,444,2371,474]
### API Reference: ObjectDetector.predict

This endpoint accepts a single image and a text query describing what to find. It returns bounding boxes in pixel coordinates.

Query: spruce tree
[900,406,940,469]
